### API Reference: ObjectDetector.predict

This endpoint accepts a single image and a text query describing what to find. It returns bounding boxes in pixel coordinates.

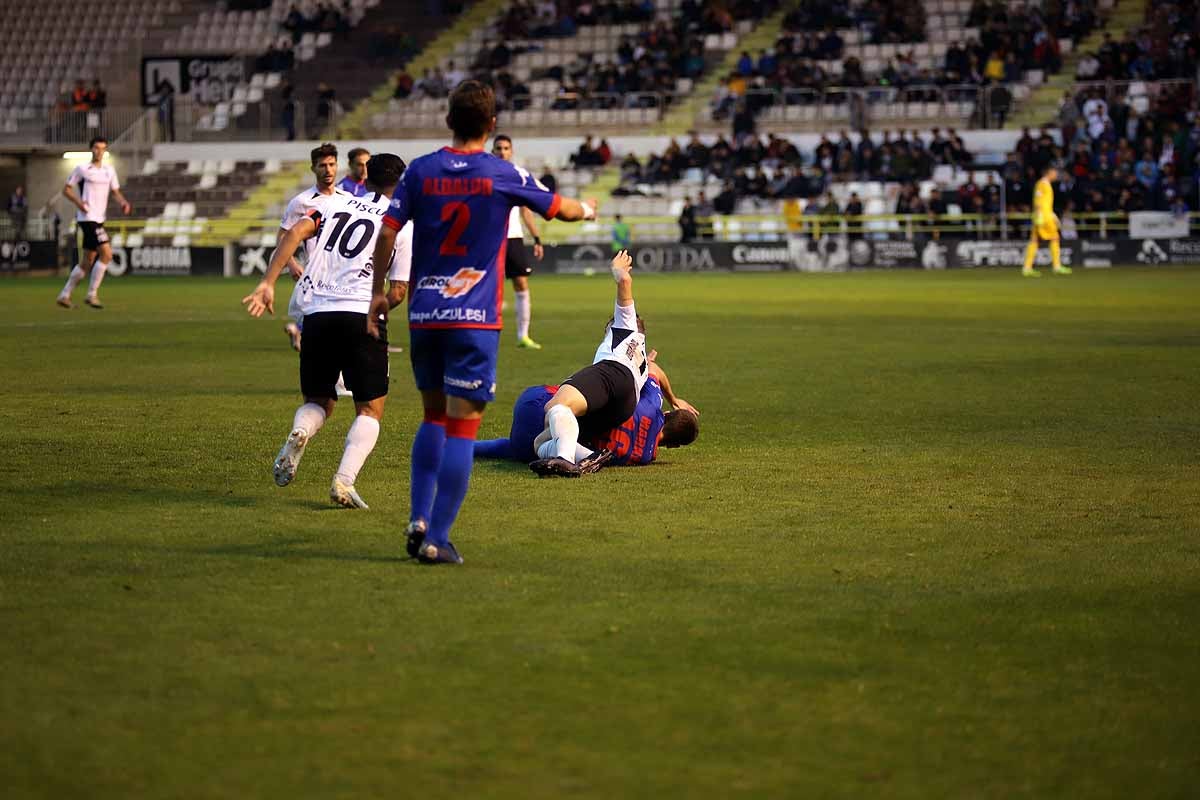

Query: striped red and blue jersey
[383,147,561,330]
[588,377,666,466]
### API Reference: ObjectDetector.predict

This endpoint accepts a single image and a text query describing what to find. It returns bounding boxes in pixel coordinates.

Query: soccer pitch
[2,268,1198,798]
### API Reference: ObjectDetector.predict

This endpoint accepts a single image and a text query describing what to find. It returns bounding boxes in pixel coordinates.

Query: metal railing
[58,211,1198,248]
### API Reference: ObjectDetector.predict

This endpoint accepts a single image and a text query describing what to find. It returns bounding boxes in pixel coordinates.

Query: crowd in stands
[614,128,974,209]
[282,2,352,42]
[54,80,107,113]
[716,0,1105,127]
[1075,2,1199,82]
[391,1,780,112]
[1048,81,1199,214]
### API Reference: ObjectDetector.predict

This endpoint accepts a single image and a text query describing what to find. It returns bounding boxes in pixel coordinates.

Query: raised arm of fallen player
[243,215,317,316]
[647,360,699,417]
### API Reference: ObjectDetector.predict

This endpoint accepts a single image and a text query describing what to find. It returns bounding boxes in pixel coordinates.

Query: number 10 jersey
[296,191,412,317]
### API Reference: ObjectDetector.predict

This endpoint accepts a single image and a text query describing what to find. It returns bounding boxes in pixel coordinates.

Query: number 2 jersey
[382,147,561,330]
[293,190,413,316]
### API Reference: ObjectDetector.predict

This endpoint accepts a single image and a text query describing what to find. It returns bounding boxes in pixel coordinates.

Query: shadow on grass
[186,538,410,565]
[2,482,259,508]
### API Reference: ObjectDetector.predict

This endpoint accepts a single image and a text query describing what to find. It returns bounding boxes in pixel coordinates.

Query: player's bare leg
[331,396,385,509]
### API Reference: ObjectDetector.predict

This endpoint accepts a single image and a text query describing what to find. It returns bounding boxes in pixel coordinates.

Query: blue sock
[427,434,475,547]
[474,438,511,459]
[410,421,445,526]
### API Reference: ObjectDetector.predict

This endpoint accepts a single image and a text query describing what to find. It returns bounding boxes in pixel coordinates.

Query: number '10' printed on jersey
[294,191,413,317]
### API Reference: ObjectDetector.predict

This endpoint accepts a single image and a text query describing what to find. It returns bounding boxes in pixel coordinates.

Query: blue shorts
[409,328,500,403]
[507,385,555,461]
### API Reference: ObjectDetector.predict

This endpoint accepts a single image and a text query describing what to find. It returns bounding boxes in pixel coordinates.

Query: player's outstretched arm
[648,360,699,417]
[611,249,633,307]
[366,225,398,339]
[242,218,313,317]
[554,196,598,222]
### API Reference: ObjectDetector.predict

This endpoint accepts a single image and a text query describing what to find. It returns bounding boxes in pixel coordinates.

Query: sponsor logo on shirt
[416,267,486,298]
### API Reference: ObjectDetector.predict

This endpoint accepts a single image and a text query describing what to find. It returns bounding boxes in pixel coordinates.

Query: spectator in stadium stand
[844,191,863,239]
[678,196,698,242]
[70,80,90,112]
[87,81,107,110]
[7,185,28,237]
[612,214,631,253]
[393,70,415,100]
[282,84,297,141]
[694,191,715,238]
[316,82,337,127]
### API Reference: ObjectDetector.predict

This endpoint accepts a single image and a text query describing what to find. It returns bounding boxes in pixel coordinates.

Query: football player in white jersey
[56,137,132,309]
[277,143,348,352]
[529,249,670,477]
[242,154,413,509]
[491,135,546,349]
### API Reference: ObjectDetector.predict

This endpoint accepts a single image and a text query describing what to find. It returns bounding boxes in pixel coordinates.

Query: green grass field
[2,268,1198,798]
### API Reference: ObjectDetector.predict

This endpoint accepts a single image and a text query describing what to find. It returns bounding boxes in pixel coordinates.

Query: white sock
[514,289,531,340]
[547,405,579,462]
[574,443,594,462]
[292,402,327,437]
[537,438,557,459]
[60,265,85,297]
[87,261,108,297]
[334,415,380,485]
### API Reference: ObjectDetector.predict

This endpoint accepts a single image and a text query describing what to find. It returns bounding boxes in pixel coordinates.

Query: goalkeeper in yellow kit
[1023,164,1072,277]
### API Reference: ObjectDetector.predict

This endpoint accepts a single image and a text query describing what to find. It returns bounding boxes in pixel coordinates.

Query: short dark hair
[347,147,369,162]
[89,136,107,148]
[366,153,406,190]
[493,134,512,146]
[661,409,699,448]
[310,142,338,166]
[446,80,495,141]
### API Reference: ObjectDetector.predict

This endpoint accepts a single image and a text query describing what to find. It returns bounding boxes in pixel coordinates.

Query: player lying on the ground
[528,250,698,477]
[475,359,700,469]
[242,153,412,509]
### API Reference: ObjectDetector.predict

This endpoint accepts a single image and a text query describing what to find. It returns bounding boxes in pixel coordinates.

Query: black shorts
[78,221,110,250]
[299,311,389,402]
[505,238,534,279]
[562,360,637,438]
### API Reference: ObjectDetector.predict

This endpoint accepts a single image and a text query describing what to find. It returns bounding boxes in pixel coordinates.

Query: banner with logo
[542,241,796,273]
[108,246,226,277]
[141,56,246,106]
[1128,212,1189,240]
[0,240,57,271]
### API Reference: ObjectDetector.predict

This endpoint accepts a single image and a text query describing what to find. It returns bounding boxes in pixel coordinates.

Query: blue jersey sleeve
[494,161,561,221]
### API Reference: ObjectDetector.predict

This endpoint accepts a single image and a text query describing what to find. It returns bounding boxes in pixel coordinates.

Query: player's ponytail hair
[446,80,496,141]
[661,409,699,448]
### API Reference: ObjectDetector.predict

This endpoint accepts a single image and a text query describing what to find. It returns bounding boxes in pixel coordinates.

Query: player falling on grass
[242,154,413,509]
[528,249,683,478]
[56,136,132,310]
[367,79,597,565]
[1022,164,1072,278]
[280,143,350,352]
[338,147,371,197]
[475,359,700,468]
[492,134,546,349]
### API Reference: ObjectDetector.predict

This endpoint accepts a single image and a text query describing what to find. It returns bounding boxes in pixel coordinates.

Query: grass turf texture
[1,268,1198,798]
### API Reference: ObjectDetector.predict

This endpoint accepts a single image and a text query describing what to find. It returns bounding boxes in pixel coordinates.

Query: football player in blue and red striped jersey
[474,360,700,469]
[368,80,597,564]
